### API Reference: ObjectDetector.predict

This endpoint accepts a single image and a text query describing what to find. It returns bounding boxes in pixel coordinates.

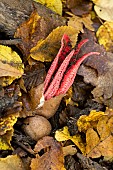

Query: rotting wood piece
[0,0,66,37]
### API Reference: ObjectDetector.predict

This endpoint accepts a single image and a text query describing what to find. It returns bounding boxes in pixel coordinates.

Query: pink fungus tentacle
[56,52,100,96]
[44,34,71,93]
[44,50,75,100]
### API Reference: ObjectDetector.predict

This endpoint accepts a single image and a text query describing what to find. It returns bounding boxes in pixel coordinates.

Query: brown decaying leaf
[86,128,101,158]
[20,62,46,92]
[0,155,25,170]
[67,0,93,16]
[30,136,65,170]
[15,10,65,58]
[20,83,64,118]
[68,13,94,33]
[77,29,113,107]
[0,84,21,115]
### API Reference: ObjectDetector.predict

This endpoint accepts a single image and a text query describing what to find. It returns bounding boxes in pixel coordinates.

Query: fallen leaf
[92,0,113,21]
[96,21,113,52]
[20,62,46,92]
[0,112,19,150]
[68,13,94,32]
[77,29,113,107]
[15,10,65,58]
[55,126,85,154]
[97,115,110,140]
[0,85,22,118]
[0,130,13,150]
[15,11,49,57]
[67,0,93,16]
[30,26,79,62]
[77,108,113,160]
[30,136,65,170]
[86,128,101,158]
[77,110,105,132]
[34,0,63,15]
[0,155,25,170]
[63,145,77,156]
[0,113,19,135]
[20,83,64,118]
[0,45,24,86]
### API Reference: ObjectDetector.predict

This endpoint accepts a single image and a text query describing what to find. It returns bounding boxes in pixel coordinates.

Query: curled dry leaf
[23,115,52,141]
[0,45,24,86]
[0,155,25,170]
[77,110,105,132]
[96,21,113,52]
[30,26,79,62]
[31,136,65,170]
[55,126,85,154]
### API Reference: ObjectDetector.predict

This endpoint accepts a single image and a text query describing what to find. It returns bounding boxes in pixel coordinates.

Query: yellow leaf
[86,128,101,158]
[0,45,24,86]
[92,0,113,21]
[98,135,113,161]
[78,108,113,160]
[0,112,19,150]
[55,126,85,154]
[30,26,79,62]
[77,110,105,132]
[0,131,13,150]
[0,155,25,170]
[96,21,113,52]
[97,116,110,140]
[34,0,62,15]
[0,113,19,135]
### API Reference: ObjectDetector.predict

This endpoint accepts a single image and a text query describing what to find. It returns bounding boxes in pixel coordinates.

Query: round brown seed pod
[23,115,52,141]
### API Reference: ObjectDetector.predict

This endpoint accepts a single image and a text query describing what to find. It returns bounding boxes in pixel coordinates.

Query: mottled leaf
[0,45,24,86]
[96,21,113,52]
[30,26,79,62]
[31,136,65,170]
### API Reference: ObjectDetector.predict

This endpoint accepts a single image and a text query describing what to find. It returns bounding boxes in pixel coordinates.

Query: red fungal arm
[44,50,75,100]
[44,34,71,93]
[56,52,100,96]
[73,39,89,56]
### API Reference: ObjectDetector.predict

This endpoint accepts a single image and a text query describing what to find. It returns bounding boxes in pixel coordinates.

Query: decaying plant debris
[0,0,113,170]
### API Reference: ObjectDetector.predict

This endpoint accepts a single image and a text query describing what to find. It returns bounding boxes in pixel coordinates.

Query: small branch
[0,39,21,45]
